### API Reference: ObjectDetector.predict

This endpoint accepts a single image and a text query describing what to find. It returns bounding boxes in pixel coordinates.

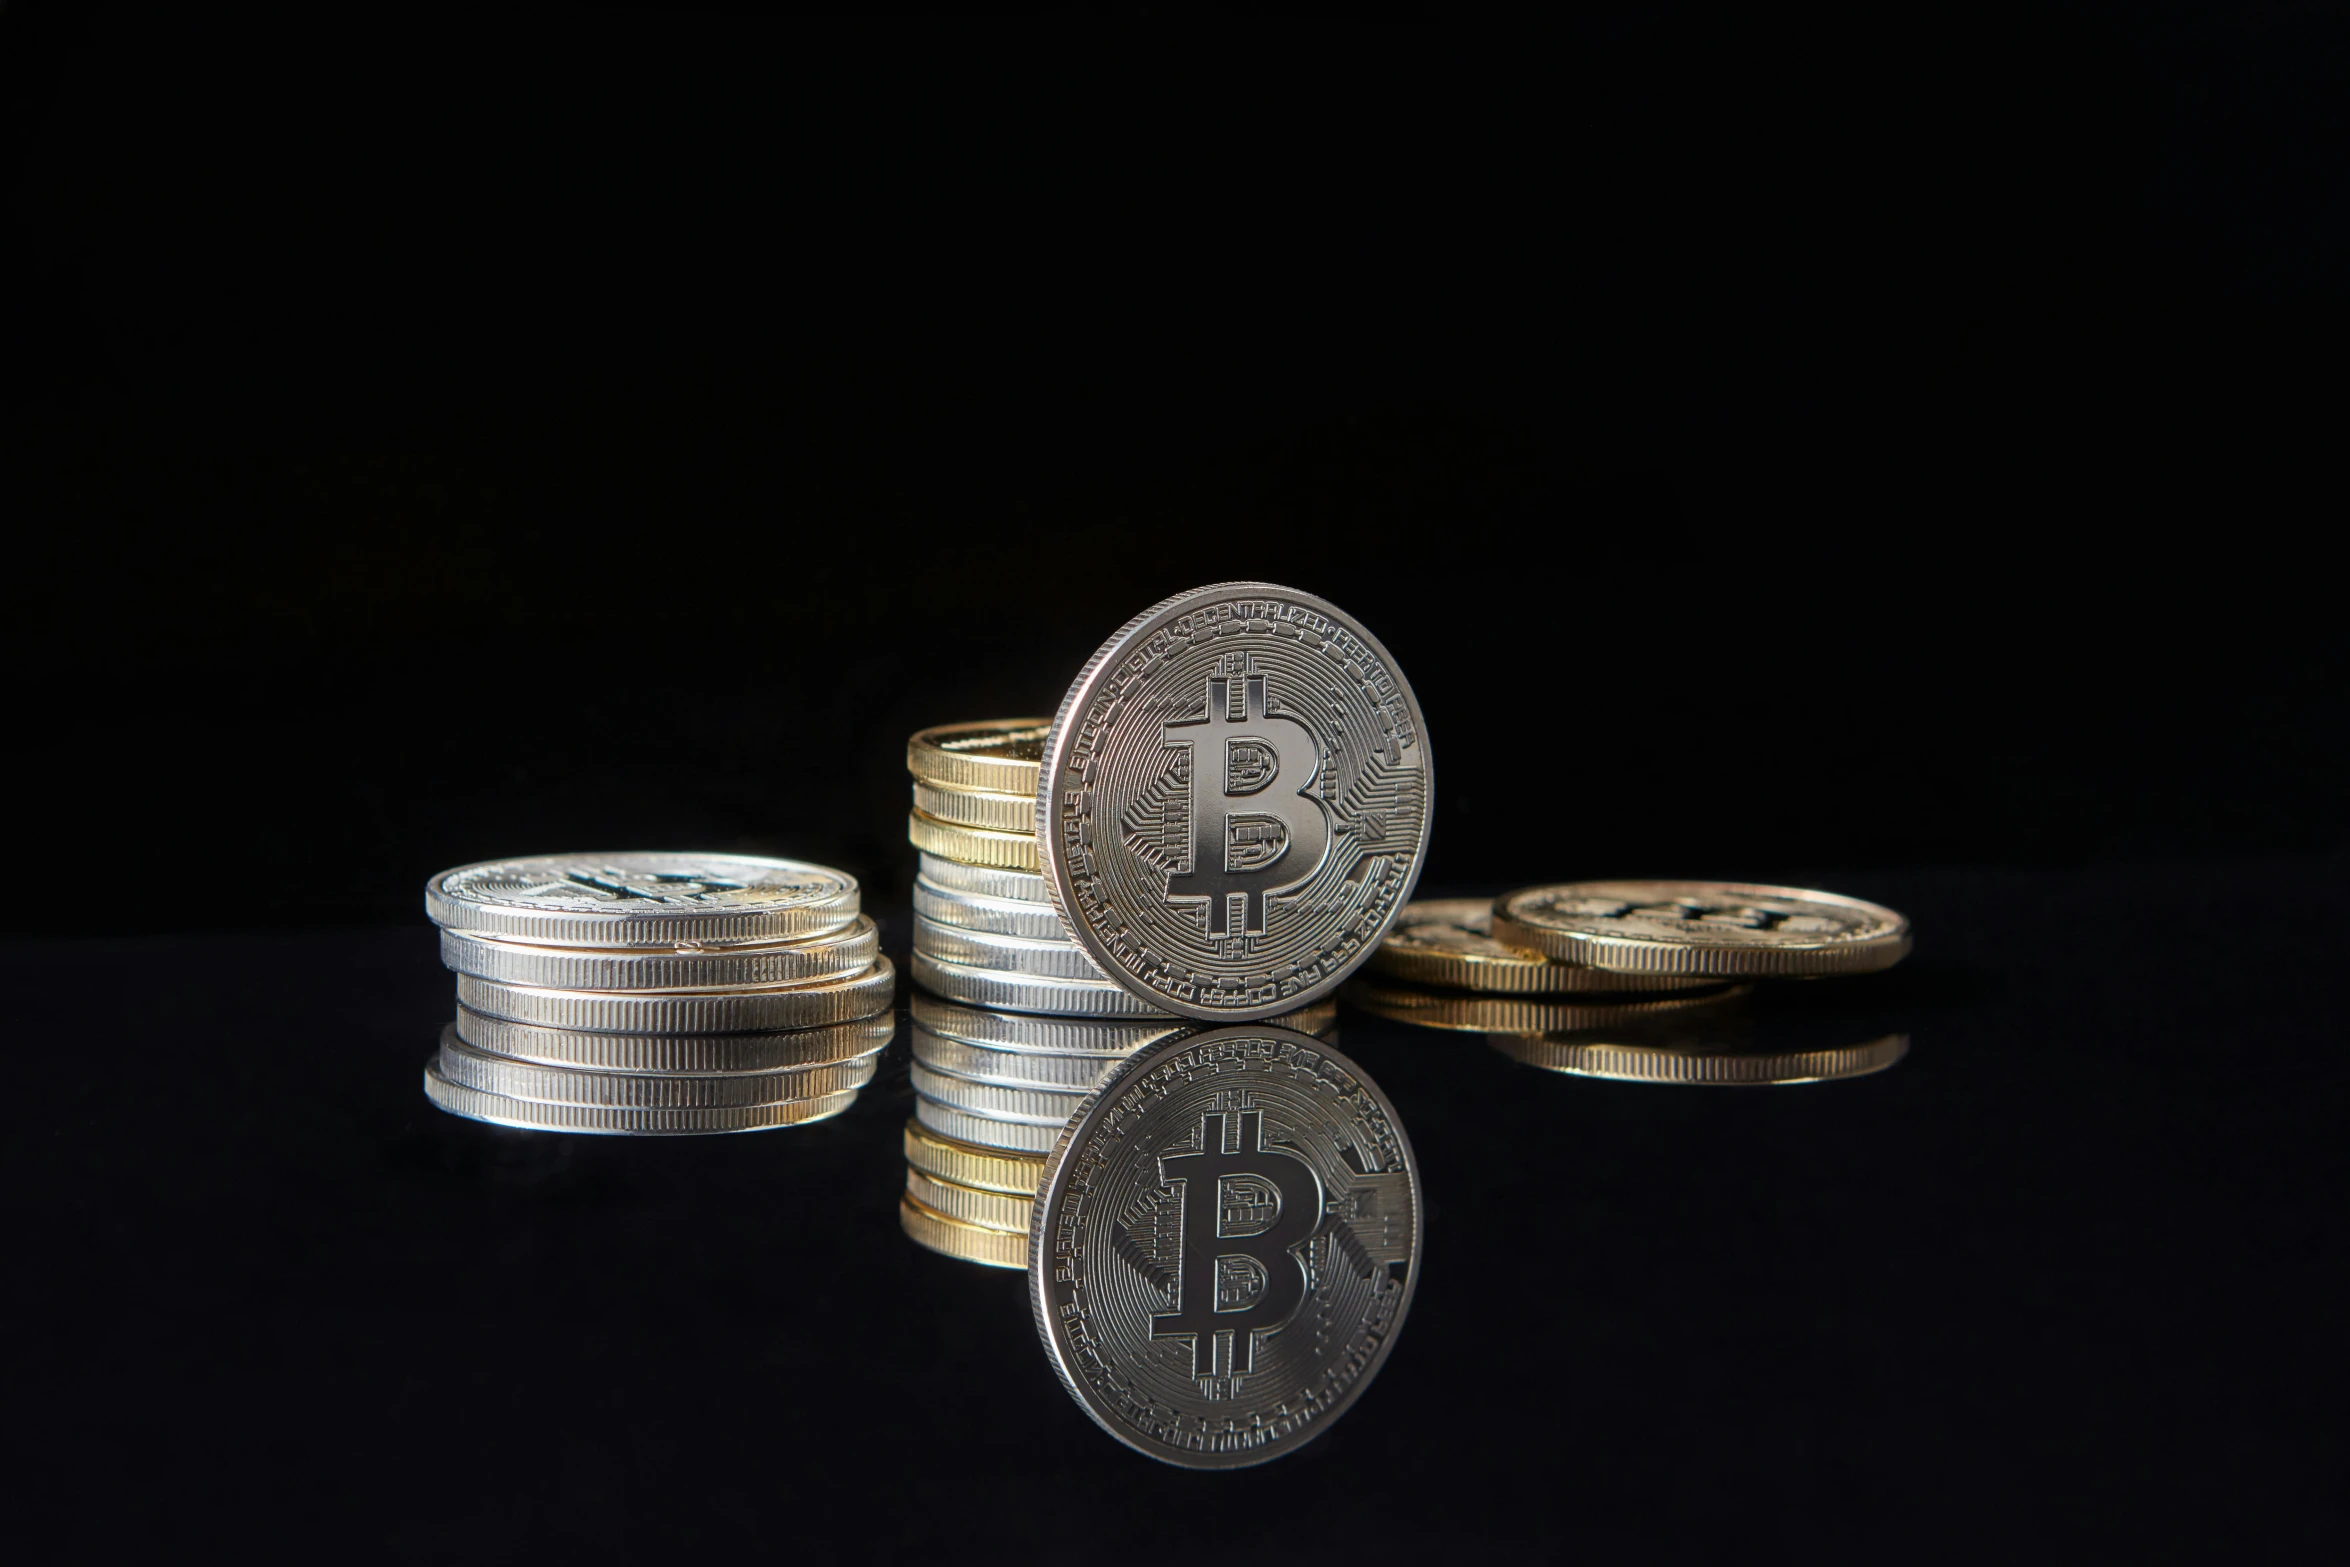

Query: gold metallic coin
[1489,1030,1910,1085]
[903,1118,1046,1196]
[1340,975,1750,1034]
[906,1166,1032,1233]
[909,779,1037,834]
[900,1192,1027,1269]
[1490,881,1912,978]
[1368,898,1721,995]
[906,718,1051,795]
[907,811,1042,873]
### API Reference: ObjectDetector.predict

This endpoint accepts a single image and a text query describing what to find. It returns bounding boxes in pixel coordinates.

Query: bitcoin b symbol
[1152,1109,1323,1378]
[1161,673,1333,939]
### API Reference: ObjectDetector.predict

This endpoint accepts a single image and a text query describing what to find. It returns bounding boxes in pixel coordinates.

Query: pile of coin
[419,852,897,1133]
[898,995,1339,1268]
[906,719,1174,1019]
[1350,881,1912,1085]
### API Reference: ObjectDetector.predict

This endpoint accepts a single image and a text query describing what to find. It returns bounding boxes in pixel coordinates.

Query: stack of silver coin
[420,852,897,1134]
[905,720,1174,1020]
[898,994,1339,1268]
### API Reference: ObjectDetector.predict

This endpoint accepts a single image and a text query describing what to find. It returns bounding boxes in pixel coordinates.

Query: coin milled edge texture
[906,719,1052,795]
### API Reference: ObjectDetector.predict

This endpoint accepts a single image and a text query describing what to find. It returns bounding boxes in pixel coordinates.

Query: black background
[4,6,2343,1562]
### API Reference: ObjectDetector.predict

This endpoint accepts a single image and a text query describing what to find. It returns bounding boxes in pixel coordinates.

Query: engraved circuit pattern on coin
[1030,1025,1420,1468]
[426,852,860,947]
[1038,583,1431,1021]
[1490,881,1912,977]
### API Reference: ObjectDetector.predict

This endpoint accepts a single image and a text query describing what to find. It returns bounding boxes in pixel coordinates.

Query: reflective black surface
[8,862,2339,1559]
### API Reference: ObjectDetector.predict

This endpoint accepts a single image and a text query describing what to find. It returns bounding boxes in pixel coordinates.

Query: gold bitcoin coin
[908,811,1041,873]
[910,778,1036,834]
[1368,898,1720,995]
[903,1118,1047,1195]
[906,1166,1033,1233]
[1490,881,1911,978]
[907,719,1052,795]
[900,1192,1027,1269]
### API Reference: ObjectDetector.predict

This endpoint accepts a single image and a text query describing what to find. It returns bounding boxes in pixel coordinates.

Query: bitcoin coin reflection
[1030,1025,1418,1469]
[900,997,1340,1269]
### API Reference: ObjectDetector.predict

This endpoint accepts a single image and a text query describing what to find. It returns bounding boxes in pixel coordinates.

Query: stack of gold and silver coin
[898,994,1339,1268]
[1349,882,1912,1085]
[905,720,1173,1020]
[420,852,897,1133]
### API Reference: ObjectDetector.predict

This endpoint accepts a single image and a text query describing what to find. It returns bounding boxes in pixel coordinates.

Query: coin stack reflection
[905,720,1173,1020]
[898,995,1338,1268]
[419,853,897,1134]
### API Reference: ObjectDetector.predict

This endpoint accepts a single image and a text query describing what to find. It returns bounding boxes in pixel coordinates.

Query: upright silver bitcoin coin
[427,852,860,947]
[1030,1025,1421,1468]
[1038,583,1432,1021]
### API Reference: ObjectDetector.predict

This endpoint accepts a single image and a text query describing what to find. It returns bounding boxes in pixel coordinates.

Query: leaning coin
[911,1027,1124,1091]
[907,718,1051,796]
[916,853,1053,905]
[453,1007,893,1072]
[914,877,1069,940]
[904,1118,1048,1195]
[439,918,877,990]
[1341,976,1750,1034]
[426,851,859,947]
[915,1096,1066,1154]
[424,1062,861,1135]
[1031,1024,1421,1468]
[910,1061,1087,1125]
[912,915,1108,981]
[910,950,1174,1019]
[911,779,1036,835]
[906,1166,1032,1234]
[1489,1030,1910,1085]
[1037,582,1431,1021]
[454,956,897,1033]
[436,1029,881,1107]
[1369,898,1720,994]
[901,1192,1028,1269]
[1490,881,1912,978]
[908,811,1041,873]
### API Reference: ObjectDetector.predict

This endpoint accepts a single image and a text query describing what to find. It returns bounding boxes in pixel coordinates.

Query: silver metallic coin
[910,950,1175,1019]
[451,1006,894,1073]
[1030,1024,1420,1468]
[911,916,1109,981]
[454,957,897,1034]
[910,1060,1087,1124]
[426,852,859,947]
[424,1061,861,1135]
[914,877,1070,940]
[1038,582,1431,1021]
[911,1026,1122,1091]
[436,1028,881,1107]
[916,853,1053,905]
[440,918,877,990]
[915,1094,1066,1154]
